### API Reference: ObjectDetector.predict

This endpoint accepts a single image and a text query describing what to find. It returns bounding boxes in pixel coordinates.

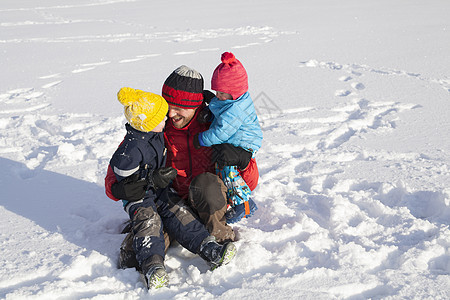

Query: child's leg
[216,165,252,206]
[216,164,258,223]
[157,190,237,270]
[127,200,165,273]
[155,190,210,254]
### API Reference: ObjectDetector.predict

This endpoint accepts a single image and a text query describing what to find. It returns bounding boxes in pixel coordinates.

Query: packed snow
[1,0,449,299]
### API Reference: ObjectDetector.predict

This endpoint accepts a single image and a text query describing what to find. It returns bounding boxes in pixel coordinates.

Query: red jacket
[105,104,259,201]
[163,104,214,198]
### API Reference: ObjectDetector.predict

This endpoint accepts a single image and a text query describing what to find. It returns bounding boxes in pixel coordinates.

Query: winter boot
[225,198,258,224]
[145,265,169,289]
[199,236,237,270]
[142,255,169,289]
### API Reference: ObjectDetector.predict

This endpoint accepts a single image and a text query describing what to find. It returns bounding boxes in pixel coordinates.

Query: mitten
[111,173,148,201]
[149,167,177,189]
[212,143,252,170]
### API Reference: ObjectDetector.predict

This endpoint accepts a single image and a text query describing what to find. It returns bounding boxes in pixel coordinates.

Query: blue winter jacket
[199,92,263,152]
[110,123,167,204]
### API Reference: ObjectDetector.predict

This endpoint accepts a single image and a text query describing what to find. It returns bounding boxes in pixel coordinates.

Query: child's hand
[212,144,252,170]
[150,167,178,189]
[111,174,148,201]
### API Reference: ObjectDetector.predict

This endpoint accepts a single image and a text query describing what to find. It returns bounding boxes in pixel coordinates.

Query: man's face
[168,105,196,129]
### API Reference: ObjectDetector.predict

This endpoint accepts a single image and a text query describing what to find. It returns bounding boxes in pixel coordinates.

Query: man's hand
[202,90,215,104]
[150,167,178,189]
[212,144,252,170]
[111,173,147,201]
[197,106,212,124]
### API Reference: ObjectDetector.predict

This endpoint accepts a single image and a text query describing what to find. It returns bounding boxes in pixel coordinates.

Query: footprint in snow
[351,82,365,90]
[335,90,352,97]
[339,76,352,82]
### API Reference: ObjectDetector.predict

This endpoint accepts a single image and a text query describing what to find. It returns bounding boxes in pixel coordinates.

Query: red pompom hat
[211,52,248,100]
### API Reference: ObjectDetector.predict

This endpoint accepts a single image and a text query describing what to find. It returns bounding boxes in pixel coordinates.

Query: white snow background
[1,0,449,299]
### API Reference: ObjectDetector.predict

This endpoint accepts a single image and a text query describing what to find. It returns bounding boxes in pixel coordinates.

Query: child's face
[152,116,167,132]
[215,91,233,101]
[168,105,196,129]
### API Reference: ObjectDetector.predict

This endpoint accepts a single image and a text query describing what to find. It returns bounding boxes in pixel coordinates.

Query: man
[160,65,259,242]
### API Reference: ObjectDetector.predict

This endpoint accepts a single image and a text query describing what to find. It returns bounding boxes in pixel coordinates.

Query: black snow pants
[126,188,209,272]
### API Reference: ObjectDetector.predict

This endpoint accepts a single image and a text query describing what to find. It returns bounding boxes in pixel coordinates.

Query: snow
[1,0,449,298]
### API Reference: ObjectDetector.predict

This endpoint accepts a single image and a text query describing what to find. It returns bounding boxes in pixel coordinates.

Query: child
[108,87,236,289]
[194,52,263,223]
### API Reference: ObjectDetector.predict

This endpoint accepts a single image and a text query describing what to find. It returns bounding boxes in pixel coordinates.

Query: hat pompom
[117,87,138,106]
[221,52,236,64]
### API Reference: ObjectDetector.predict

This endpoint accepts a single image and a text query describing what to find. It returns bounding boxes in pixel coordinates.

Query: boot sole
[142,270,169,289]
[148,274,169,289]
[211,242,237,271]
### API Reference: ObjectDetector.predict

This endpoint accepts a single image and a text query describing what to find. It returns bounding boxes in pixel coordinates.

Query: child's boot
[199,236,237,270]
[145,265,169,289]
[225,198,258,224]
[142,255,169,289]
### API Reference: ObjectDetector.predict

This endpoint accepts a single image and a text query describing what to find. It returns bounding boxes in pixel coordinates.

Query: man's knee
[190,172,225,193]
[189,172,227,213]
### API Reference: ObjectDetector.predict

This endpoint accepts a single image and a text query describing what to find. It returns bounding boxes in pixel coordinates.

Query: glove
[149,166,177,189]
[197,106,213,124]
[202,90,215,104]
[111,167,177,201]
[111,173,147,201]
[212,144,252,170]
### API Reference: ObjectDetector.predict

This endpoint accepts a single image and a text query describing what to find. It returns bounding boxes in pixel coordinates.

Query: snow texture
[0,0,449,299]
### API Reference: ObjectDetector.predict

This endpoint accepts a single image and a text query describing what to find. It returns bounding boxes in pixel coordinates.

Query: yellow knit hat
[117,87,168,132]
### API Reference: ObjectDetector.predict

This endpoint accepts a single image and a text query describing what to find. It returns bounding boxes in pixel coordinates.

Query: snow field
[1,0,449,299]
